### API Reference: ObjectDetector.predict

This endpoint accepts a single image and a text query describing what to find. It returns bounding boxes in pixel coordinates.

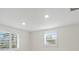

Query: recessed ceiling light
[22,22,26,26]
[44,15,49,18]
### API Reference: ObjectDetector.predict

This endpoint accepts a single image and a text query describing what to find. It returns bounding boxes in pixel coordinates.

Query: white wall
[0,24,30,51]
[0,24,79,51]
[31,24,79,51]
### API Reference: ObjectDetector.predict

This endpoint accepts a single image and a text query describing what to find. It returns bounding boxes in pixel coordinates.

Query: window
[44,32,57,47]
[0,32,18,48]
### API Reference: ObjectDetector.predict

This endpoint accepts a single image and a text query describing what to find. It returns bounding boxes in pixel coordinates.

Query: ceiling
[0,8,79,31]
